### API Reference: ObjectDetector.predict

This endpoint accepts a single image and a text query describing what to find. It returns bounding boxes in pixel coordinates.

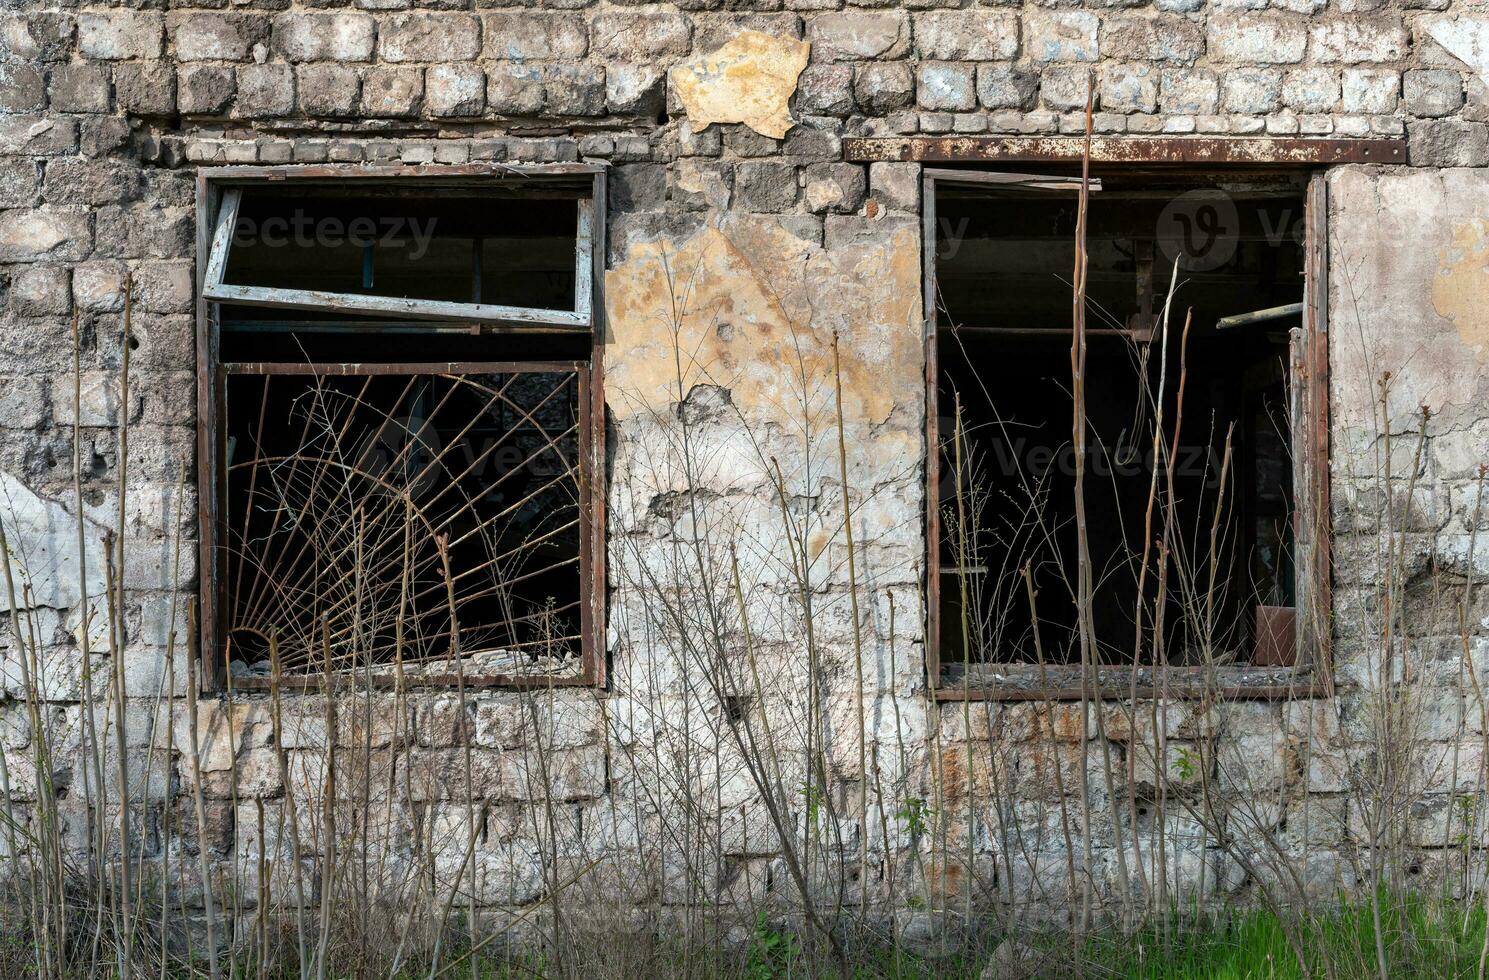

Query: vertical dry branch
[113,276,137,978]
[1467,474,1489,980]
[185,602,222,980]
[1024,565,1080,926]
[1151,307,1192,932]
[69,303,113,975]
[528,683,570,972]
[160,646,174,980]
[1127,259,1182,915]
[153,462,190,979]
[0,492,58,978]
[255,799,269,980]
[268,634,310,975]
[1070,86,1095,934]
[881,593,902,938]
[224,625,244,979]
[316,619,337,980]
[830,332,871,919]
[103,535,136,976]
[952,400,978,931]
[432,533,487,977]
[915,560,945,926]
[1067,84,1134,925]
[765,460,851,967]
[0,577,20,962]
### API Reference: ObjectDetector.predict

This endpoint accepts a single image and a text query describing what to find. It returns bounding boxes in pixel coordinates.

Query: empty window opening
[932,170,1312,678]
[223,190,577,312]
[199,170,603,689]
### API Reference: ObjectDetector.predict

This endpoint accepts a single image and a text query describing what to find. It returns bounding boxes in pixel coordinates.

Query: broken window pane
[221,188,581,312]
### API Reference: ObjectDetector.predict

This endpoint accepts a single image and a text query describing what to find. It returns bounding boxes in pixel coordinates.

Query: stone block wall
[3,0,1489,939]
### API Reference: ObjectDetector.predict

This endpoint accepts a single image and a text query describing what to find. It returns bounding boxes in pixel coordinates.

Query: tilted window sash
[201,186,596,329]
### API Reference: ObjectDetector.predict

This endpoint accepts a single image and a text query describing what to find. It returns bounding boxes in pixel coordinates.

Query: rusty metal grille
[219,361,590,682]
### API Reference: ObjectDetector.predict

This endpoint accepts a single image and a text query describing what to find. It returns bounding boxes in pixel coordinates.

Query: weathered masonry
[6,0,1489,942]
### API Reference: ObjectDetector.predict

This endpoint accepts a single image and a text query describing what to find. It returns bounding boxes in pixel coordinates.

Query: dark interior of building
[935,172,1306,667]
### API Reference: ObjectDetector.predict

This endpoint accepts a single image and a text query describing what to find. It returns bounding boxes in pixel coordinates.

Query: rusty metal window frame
[921,162,1331,702]
[194,164,608,693]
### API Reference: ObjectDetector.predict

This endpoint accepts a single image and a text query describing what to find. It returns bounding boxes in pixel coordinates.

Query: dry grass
[3,126,1488,979]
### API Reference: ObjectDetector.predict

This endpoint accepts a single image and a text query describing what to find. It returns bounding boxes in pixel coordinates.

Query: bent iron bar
[219,362,590,685]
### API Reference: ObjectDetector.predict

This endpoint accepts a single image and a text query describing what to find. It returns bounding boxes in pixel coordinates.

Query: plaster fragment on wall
[1330,169,1489,438]
[670,30,810,140]
[0,471,107,610]
[1425,17,1489,82]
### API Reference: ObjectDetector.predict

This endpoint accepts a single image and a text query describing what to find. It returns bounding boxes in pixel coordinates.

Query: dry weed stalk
[3,161,1488,980]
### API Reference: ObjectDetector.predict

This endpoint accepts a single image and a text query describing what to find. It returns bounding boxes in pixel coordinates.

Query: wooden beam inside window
[203,187,240,290]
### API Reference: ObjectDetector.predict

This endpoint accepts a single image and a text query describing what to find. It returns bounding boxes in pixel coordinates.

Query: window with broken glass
[924,167,1328,697]
[196,167,605,690]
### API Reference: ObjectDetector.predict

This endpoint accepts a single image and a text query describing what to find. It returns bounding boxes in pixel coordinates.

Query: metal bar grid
[219,362,593,683]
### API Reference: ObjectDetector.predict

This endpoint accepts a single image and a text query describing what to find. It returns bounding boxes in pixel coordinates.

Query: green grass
[5,892,1489,978]
[1069,893,1489,980]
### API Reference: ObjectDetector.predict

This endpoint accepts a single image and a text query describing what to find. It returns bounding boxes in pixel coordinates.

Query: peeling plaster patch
[674,159,731,209]
[1432,219,1489,357]
[669,31,810,140]
[1330,168,1489,438]
[0,471,108,610]
[1425,17,1489,83]
[603,214,922,429]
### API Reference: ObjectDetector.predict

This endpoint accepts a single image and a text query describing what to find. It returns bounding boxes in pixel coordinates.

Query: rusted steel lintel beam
[206,162,607,181]
[845,136,1406,165]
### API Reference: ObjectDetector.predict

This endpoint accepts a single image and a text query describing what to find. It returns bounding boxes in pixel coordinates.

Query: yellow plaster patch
[603,215,922,429]
[1432,219,1489,357]
[669,30,811,140]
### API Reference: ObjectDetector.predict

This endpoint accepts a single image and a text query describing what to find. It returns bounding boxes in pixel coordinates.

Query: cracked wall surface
[5,0,1489,946]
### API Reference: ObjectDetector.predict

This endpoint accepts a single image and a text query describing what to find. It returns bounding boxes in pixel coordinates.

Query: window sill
[936,661,1327,702]
[225,670,593,693]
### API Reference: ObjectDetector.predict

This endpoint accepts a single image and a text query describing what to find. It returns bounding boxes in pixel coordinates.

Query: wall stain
[1432,218,1489,358]
[603,214,923,430]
